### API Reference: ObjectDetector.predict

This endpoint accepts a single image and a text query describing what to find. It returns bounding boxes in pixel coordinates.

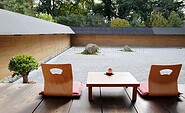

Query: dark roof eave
[71,27,185,35]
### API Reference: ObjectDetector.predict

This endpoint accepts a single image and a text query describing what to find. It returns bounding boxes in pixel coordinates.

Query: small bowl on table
[105,72,114,76]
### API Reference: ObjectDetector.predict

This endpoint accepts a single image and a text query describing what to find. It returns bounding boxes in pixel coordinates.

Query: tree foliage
[149,11,168,28]
[56,14,85,26]
[2,0,185,27]
[149,10,183,28]
[152,0,184,19]
[110,18,130,27]
[37,0,53,15]
[38,12,54,22]
[56,13,108,27]
[3,0,35,16]
[129,11,145,27]
[37,0,93,17]
[168,11,182,27]
[8,55,39,83]
[101,0,116,21]
[0,0,4,9]
[116,0,152,24]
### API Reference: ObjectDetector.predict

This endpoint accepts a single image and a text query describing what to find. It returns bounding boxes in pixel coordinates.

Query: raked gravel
[14,46,185,84]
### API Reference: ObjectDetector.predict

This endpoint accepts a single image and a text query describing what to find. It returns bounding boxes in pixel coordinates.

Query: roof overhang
[0,9,75,35]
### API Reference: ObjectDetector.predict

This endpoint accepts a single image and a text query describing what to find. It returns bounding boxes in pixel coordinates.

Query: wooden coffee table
[86,72,140,102]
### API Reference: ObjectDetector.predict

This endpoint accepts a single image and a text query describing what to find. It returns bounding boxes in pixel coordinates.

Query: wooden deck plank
[69,85,101,113]
[0,83,11,92]
[0,84,34,109]
[158,96,185,113]
[0,84,43,113]
[125,87,169,113]
[34,96,72,113]
[101,87,137,113]
[0,83,184,113]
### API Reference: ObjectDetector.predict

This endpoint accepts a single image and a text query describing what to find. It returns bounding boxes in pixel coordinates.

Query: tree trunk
[23,75,28,83]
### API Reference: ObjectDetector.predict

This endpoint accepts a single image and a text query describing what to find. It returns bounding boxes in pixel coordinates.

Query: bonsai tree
[8,55,39,83]
[81,43,100,55]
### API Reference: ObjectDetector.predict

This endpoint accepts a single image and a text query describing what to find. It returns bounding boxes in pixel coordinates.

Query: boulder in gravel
[121,45,133,52]
[81,43,99,54]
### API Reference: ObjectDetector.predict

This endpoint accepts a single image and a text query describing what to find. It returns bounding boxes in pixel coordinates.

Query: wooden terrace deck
[0,83,185,113]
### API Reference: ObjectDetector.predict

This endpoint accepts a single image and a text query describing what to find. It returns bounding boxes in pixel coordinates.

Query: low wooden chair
[137,64,182,96]
[40,64,82,97]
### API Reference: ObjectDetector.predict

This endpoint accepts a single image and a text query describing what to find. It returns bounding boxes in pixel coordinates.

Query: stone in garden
[82,43,99,54]
[122,45,133,52]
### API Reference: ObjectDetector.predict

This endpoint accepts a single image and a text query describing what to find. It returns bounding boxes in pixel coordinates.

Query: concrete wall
[0,34,71,79]
[71,34,185,47]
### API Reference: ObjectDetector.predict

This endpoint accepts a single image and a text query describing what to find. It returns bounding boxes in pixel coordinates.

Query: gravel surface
[14,46,185,84]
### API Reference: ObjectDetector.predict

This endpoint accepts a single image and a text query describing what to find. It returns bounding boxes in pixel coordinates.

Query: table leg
[88,87,93,101]
[132,87,137,102]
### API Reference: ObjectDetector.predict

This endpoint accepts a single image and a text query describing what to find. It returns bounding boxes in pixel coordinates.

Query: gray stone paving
[14,46,185,84]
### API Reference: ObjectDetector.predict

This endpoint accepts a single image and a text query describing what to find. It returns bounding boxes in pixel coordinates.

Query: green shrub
[38,13,54,22]
[110,18,130,27]
[168,11,183,27]
[149,11,168,28]
[8,55,39,83]
[81,43,99,55]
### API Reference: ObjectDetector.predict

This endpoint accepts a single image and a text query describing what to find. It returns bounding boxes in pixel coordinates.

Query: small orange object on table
[86,72,140,102]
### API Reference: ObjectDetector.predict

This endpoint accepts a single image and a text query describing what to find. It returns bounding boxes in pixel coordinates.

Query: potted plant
[8,55,39,83]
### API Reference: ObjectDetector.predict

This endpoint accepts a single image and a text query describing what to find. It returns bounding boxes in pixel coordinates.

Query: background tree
[85,13,108,27]
[37,0,53,15]
[101,0,116,21]
[116,0,132,20]
[93,2,104,15]
[132,0,153,26]
[3,0,35,16]
[56,14,85,26]
[56,13,108,27]
[152,0,184,19]
[149,10,168,27]
[168,11,183,27]
[0,0,4,9]
[116,0,152,27]
[38,12,54,22]
[2,0,185,27]
[37,0,93,17]
[130,11,145,27]
[37,0,108,27]
[110,18,130,27]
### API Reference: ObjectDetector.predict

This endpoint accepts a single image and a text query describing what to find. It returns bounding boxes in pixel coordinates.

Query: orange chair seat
[137,82,149,96]
[72,81,82,96]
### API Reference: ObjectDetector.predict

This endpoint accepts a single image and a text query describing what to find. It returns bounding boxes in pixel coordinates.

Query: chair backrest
[41,64,73,96]
[148,64,182,96]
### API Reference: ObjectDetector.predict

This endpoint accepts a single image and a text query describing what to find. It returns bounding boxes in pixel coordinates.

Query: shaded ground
[15,46,185,84]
